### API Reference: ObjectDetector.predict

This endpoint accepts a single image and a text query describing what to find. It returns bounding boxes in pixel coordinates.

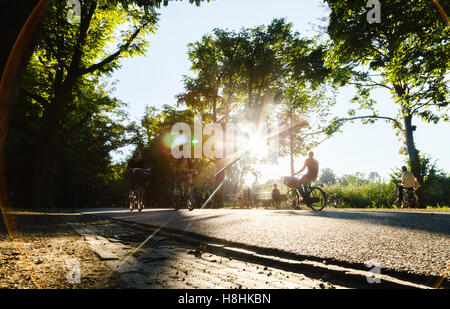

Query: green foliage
[323,171,396,208]
[390,155,450,207]
[325,0,450,115]
[6,80,131,207]
[323,0,449,194]
[177,18,334,183]
[135,105,217,207]
[6,0,208,208]
[339,173,371,186]
[319,168,337,184]
[324,182,396,208]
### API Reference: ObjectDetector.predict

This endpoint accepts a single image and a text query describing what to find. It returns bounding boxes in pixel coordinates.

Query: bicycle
[283,176,327,211]
[395,184,419,208]
[327,194,343,208]
[129,168,151,212]
[173,169,197,211]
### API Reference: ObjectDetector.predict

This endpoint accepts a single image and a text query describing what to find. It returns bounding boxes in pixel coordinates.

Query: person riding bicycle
[173,157,197,182]
[127,149,151,187]
[396,166,420,205]
[293,151,319,199]
[294,151,319,184]
[172,158,198,209]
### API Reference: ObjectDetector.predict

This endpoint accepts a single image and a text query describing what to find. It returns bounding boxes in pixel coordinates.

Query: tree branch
[412,99,435,114]
[335,115,403,130]
[66,0,97,79]
[78,25,145,76]
[21,87,50,106]
[348,82,392,91]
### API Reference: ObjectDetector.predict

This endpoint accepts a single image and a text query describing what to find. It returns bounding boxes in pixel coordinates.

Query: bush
[323,181,396,208]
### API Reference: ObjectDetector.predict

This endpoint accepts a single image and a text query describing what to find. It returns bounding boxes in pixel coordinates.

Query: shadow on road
[0,210,101,237]
[79,207,450,237]
[272,209,450,236]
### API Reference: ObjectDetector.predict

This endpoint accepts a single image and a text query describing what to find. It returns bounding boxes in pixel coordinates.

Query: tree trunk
[0,0,50,208]
[248,77,254,109]
[289,111,295,176]
[290,150,295,176]
[32,1,97,208]
[403,114,424,207]
[33,80,75,207]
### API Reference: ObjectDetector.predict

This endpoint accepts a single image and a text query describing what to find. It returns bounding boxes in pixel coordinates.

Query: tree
[324,0,449,207]
[24,0,158,207]
[277,79,334,176]
[177,19,334,206]
[319,168,337,184]
[276,36,334,176]
[339,173,370,186]
[7,77,131,207]
[176,26,250,207]
[0,0,50,208]
[139,104,218,208]
[368,171,380,182]
[1,0,209,208]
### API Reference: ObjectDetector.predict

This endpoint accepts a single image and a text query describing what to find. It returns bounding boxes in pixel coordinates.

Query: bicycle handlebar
[130,168,151,173]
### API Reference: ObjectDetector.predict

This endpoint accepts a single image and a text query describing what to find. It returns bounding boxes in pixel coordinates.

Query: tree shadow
[0,210,103,237]
[271,209,450,235]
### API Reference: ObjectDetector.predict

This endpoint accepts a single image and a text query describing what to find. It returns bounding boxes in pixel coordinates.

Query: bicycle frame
[129,168,151,212]
[296,184,311,200]
[286,181,327,211]
[173,171,197,210]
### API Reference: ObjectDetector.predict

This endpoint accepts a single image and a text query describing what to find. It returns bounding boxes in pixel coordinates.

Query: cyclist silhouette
[294,151,319,185]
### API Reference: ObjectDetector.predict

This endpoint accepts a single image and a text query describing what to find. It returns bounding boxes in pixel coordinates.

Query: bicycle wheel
[286,189,299,209]
[187,188,196,211]
[137,185,144,212]
[174,195,181,210]
[328,195,341,208]
[129,192,135,211]
[404,190,418,208]
[129,187,136,211]
[307,187,327,211]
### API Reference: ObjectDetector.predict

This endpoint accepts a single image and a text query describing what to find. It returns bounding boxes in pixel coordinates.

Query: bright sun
[237,122,268,158]
[247,134,269,158]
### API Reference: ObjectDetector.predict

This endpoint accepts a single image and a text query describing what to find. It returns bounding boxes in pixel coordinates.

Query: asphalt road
[79,208,450,279]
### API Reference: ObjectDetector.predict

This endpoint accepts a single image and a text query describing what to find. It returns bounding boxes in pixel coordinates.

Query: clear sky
[110,0,450,182]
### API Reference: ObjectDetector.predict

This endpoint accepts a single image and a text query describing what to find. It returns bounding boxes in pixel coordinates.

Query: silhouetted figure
[244,187,252,208]
[272,183,281,209]
[294,151,319,185]
[127,149,145,185]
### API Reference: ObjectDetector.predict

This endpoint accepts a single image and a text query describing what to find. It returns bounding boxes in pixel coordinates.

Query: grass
[225,181,448,209]
[426,205,450,209]
[322,182,396,209]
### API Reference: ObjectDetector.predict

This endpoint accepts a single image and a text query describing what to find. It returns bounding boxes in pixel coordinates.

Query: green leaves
[324,0,449,120]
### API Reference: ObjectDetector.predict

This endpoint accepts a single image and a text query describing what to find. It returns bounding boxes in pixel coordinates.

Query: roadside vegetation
[319,157,449,209]
[248,156,449,209]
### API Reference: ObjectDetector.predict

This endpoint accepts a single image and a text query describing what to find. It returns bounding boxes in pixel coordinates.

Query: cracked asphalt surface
[79,208,450,279]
